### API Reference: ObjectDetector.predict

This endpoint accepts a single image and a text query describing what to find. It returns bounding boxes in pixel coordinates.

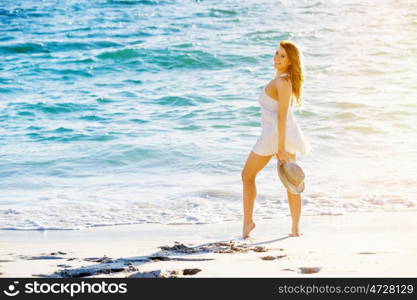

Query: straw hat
[277,160,305,194]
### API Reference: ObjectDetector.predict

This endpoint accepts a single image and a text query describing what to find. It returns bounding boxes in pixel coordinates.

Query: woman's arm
[276,78,292,152]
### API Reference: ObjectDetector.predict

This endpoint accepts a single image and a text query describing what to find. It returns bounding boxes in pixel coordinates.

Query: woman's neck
[275,71,289,79]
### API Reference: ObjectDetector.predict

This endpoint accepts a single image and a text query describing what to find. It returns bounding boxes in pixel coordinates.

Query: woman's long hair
[279,40,305,107]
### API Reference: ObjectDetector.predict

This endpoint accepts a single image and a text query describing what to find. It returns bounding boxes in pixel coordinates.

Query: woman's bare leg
[241,151,273,239]
[287,152,302,237]
[287,190,302,236]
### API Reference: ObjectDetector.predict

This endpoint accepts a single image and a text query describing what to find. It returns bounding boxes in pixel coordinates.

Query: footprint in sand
[19,255,65,260]
[260,255,287,261]
[282,267,322,274]
[252,246,268,253]
[159,241,268,254]
[128,268,201,278]
[83,256,114,263]
[298,267,322,274]
[183,268,202,276]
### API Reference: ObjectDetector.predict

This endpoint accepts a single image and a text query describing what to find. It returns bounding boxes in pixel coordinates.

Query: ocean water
[0,0,416,230]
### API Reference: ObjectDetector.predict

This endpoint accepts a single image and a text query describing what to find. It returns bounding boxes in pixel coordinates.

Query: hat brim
[277,161,305,194]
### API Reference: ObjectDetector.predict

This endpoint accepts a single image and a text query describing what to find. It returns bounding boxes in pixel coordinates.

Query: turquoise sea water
[0,0,416,230]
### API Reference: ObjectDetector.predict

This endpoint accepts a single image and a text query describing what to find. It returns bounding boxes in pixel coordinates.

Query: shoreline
[1,211,416,278]
[1,209,415,242]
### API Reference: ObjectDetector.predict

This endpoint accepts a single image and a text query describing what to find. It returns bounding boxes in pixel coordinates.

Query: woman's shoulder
[275,76,292,90]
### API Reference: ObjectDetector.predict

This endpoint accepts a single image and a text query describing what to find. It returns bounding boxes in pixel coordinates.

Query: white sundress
[251,84,311,156]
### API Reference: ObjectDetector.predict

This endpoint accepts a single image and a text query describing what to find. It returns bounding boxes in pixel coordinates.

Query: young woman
[241,40,310,239]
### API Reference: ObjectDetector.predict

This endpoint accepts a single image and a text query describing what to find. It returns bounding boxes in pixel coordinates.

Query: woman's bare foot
[289,227,302,237]
[243,221,256,239]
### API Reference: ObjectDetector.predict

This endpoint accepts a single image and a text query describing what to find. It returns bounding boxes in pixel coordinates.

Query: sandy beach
[0,210,416,278]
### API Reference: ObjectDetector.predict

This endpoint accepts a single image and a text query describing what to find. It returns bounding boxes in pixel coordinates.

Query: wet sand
[0,211,416,278]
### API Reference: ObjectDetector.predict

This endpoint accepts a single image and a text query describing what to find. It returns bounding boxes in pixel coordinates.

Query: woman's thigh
[241,151,273,181]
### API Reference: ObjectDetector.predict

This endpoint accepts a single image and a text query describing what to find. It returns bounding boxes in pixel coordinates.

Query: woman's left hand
[276,149,290,163]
